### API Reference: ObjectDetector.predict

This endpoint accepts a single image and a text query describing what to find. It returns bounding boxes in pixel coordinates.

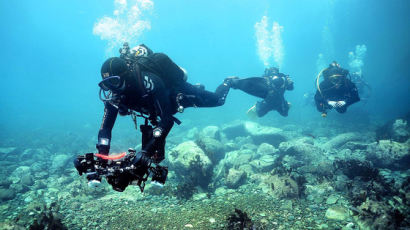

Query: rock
[51,154,72,172]
[0,188,15,201]
[224,149,253,168]
[221,122,248,139]
[279,141,321,158]
[326,194,339,204]
[10,183,28,193]
[392,119,409,142]
[305,182,334,202]
[325,206,349,221]
[262,174,299,199]
[20,175,34,186]
[193,193,208,201]
[10,166,31,183]
[221,121,287,147]
[0,179,12,188]
[343,141,369,151]
[334,175,349,192]
[342,222,355,230]
[250,154,277,172]
[256,143,278,157]
[0,147,17,154]
[20,148,50,162]
[199,126,220,140]
[376,116,410,143]
[168,141,212,188]
[366,140,410,170]
[196,137,225,163]
[323,132,362,149]
[226,169,246,189]
[186,127,199,140]
[281,200,293,210]
[244,122,287,146]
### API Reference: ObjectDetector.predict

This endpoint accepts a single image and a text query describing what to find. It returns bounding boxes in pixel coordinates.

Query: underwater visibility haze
[0,0,409,229]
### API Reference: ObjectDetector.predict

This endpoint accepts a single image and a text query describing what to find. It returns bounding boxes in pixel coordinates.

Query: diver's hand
[336,101,346,107]
[327,101,337,108]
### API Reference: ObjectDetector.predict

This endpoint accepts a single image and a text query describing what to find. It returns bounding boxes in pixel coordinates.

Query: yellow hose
[316,68,326,96]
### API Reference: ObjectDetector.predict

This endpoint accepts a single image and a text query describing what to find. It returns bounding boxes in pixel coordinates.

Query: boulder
[376,118,410,143]
[0,147,17,154]
[0,188,15,201]
[222,121,287,147]
[186,127,199,140]
[221,122,248,139]
[323,132,362,149]
[199,126,220,140]
[365,140,410,170]
[226,169,246,189]
[168,141,212,188]
[262,174,299,199]
[250,154,277,172]
[392,119,409,142]
[224,149,254,169]
[244,122,287,146]
[20,175,34,187]
[51,154,72,172]
[256,143,278,157]
[196,137,225,163]
[325,206,350,221]
[10,166,31,183]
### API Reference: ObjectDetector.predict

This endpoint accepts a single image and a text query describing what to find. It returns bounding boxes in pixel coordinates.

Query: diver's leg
[231,77,269,98]
[336,106,347,113]
[276,99,290,117]
[177,81,227,107]
[255,100,272,117]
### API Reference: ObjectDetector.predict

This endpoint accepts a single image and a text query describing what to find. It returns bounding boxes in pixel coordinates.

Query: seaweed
[227,209,254,230]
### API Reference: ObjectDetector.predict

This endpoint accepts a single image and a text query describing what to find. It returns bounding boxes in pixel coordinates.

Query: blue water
[1,0,409,135]
[0,0,409,228]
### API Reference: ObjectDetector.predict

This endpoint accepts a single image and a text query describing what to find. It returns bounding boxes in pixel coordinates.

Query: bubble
[93,0,154,55]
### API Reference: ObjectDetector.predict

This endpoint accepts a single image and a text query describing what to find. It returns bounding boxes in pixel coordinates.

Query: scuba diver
[74,43,231,192]
[227,67,294,118]
[314,61,360,117]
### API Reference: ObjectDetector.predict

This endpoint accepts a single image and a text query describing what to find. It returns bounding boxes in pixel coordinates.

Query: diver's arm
[314,90,327,113]
[97,102,119,154]
[285,76,294,90]
[345,80,360,106]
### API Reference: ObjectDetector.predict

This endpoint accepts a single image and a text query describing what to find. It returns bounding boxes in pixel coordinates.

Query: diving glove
[336,101,346,107]
[327,101,337,108]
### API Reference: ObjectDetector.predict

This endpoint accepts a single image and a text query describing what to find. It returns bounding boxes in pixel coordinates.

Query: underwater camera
[74,148,168,192]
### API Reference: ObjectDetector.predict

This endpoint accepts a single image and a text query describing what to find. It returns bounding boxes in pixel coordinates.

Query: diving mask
[98,76,125,92]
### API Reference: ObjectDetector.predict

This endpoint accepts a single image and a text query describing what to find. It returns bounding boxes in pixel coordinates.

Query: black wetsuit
[98,53,230,162]
[314,67,360,114]
[232,73,294,117]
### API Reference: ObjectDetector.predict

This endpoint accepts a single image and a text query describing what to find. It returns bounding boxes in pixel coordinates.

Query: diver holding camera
[74,42,231,192]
